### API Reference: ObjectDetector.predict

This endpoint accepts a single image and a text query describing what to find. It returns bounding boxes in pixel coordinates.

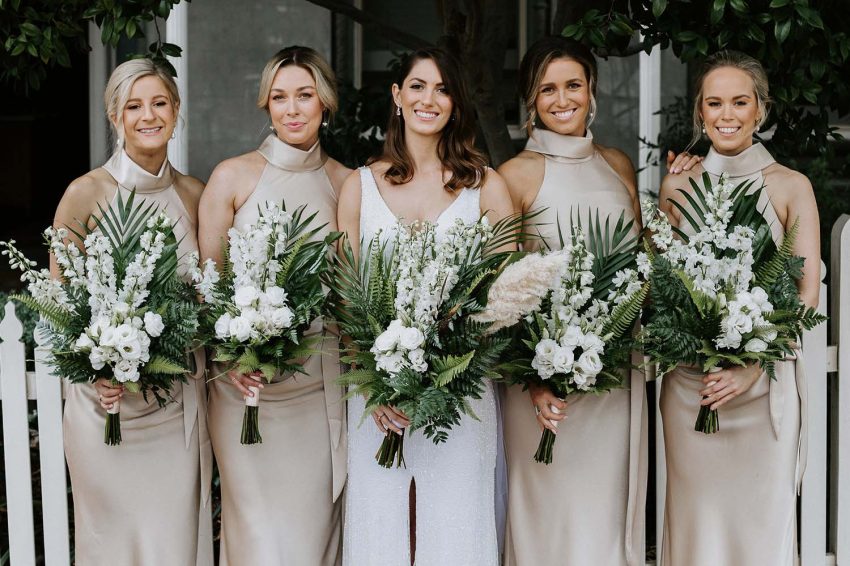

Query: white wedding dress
[343,167,499,566]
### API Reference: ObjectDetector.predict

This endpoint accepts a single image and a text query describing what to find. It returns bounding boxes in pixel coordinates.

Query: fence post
[34,326,71,565]
[831,214,850,562]
[0,301,36,565]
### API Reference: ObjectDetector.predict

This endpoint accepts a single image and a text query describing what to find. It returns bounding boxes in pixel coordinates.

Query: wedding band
[98,395,103,402]
[534,406,541,416]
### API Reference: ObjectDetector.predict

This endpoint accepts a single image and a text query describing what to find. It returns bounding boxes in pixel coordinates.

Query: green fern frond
[602,281,649,338]
[144,355,188,375]
[432,351,475,388]
[754,217,799,287]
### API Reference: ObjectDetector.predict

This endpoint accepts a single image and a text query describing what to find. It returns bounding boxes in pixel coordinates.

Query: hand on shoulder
[497,150,544,214]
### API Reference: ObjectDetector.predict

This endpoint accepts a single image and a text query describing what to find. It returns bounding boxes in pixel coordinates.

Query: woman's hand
[666,150,703,174]
[227,369,264,399]
[529,383,567,434]
[95,378,123,411]
[372,405,410,435]
[699,364,764,410]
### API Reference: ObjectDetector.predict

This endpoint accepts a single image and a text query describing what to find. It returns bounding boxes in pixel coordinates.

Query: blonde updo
[688,50,772,150]
[256,45,338,116]
[104,58,180,145]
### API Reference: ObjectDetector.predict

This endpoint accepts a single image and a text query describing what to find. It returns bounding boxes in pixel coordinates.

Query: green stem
[241,405,262,445]
[533,428,557,464]
[375,429,406,468]
[104,412,122,446]
[694,401,719,434]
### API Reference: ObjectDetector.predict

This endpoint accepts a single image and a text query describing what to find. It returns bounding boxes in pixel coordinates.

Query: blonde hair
[518,36,598,136]
[688,50,771,150]
[256,46,338,116]
[104,58,180,144]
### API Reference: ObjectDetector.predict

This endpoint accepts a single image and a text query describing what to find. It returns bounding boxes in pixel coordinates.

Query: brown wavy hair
[371,47,488,192]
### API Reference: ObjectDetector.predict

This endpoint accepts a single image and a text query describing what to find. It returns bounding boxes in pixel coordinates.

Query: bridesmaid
[497,36,692,566]
[658,50,820,566]
[56,59,209,565]
[198,46,349,566]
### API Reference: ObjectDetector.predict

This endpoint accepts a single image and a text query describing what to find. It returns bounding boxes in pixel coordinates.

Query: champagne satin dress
[207,134,346,566]
[659,143,807,566]
[503,129,648,566]
[63,149,212,566]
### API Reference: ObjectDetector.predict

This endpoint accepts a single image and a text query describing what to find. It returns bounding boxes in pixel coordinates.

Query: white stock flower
[143,312,165,337]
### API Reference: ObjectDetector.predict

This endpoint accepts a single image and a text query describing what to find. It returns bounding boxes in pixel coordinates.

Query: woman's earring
[396,105,401,116]
[701,123,706,135]
[170,130,176,140]
[269,125,275,131]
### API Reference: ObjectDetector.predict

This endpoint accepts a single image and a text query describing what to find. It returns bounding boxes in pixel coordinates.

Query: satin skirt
[208,352,342,566]
[502,368,647,566]
[64,380,202,566]
[659,360,801,566]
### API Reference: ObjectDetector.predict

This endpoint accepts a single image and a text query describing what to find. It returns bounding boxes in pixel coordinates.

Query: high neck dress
[659,143,808,566]
[502,128,648,566]
[206,134,346,566]
[63,149,211,566]
[343,166,499,566]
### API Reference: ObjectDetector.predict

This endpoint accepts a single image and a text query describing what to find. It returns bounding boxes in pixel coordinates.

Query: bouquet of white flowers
[1,191,200,445]
[477,212,648,463]
[329,215,522,468]
[643,173,826,433]
[190,201,338,444]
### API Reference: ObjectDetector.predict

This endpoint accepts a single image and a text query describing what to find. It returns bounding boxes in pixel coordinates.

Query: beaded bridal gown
[343,167,499,566]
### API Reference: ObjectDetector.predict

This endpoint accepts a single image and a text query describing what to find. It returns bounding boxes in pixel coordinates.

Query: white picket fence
[1,214,849,565]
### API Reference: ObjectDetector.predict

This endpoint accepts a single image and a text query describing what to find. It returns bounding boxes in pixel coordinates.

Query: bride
[336,46,514,566]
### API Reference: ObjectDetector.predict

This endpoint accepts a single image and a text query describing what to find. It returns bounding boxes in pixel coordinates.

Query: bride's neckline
[363,166,471,226]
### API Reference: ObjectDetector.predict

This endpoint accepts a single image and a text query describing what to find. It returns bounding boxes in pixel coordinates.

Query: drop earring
[170,131,176,140]
[701,123,706,135]
[396,105,401,116]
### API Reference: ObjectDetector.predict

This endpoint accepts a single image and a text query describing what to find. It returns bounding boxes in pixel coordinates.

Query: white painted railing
[1,215,849,565]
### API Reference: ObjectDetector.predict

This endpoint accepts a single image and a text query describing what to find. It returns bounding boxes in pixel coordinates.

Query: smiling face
[117,75,177,153]
[267,64,324,150]
[534,57,592,137]
[392,57,454,137]
[700,66,761,155]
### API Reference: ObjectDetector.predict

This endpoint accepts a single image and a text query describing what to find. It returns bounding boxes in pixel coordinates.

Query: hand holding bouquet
[2,191,200,445]
[329,214,522,468]
[642,173,825,433]
[190,201,338,444]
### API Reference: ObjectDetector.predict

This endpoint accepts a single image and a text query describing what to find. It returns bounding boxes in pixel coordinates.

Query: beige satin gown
[207,134,346,566]
[63,149,212,566]
[660,143,807,566]
[503,129,648,566]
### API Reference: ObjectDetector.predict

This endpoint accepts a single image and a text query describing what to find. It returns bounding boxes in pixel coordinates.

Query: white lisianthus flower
[99,326,118,347]
[89,346,109,370]
[113,359,140,383]
[534,338,558,362]
[399,326,425,350]
[375,351,405,375]
[575,350,603,377]
[726,312,754,336]
[373,325,401,353]
[229,316,252,342]
[263,286,287,307]
[744,338,768,353]
[88,317,110,339]
[233,286,259,308]
[560,325,583,348]
[143,312,165,337]
[214,313,233,339]
[74,333,95,352]
[531,357,556,380]
[119,339,143,361]
[551,346,575,374]
[579,333,605,354]
[759,326,778,343]
[113,323,138,347]
[270,307,294,329]
[407,348,428,373]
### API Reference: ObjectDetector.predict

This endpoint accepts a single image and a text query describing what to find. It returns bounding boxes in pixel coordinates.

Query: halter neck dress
[63,149,211,566]
[343,166,500,566]
[502,128,648,566]
[206,134,346,566]
[659,143,808,566]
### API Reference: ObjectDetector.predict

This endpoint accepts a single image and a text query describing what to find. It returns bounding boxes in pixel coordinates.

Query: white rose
[579,333,605,354]
[233,286,259,308]
[560,326,583,348]
[229,316,252,342]
[143,312,165,337]
[399,326,425,351]
[744,338,768,353]
[263,286,287,307]
[270,307,294,329]
[74,333,95,352]
[551,346,575,374]
[407,348,428,373]
[726,312,753,335]
[575,350,603,377]
[214,313,233,339]
[534,338,558,362]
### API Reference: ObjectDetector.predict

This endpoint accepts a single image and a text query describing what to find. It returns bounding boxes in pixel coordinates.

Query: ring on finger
[534,406,541,416]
